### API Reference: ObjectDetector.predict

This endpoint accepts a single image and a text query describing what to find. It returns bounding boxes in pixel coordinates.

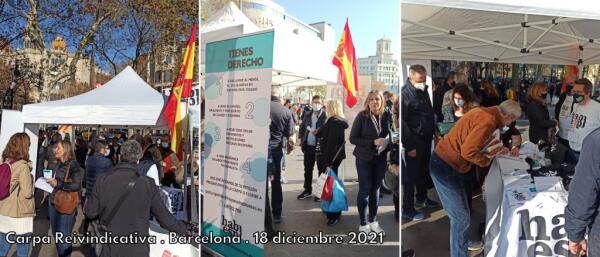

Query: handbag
[53,164,80,215]
[321,169,349,213]
[89,173,140,256]
[321,169,334,201]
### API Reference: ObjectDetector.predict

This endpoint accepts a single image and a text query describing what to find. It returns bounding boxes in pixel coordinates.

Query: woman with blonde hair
[527,81,557,144]
[316,99,349,226]
[47,140,83,257]
[350,90,392,234]
[0,133,33,257]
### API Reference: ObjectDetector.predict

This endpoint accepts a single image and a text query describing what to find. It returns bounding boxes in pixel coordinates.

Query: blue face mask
[161,142,169,148]
[502,126,510,133]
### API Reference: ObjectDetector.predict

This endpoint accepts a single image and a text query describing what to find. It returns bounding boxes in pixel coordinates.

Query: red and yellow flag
[332,19,358,108]
[164,24,197,154]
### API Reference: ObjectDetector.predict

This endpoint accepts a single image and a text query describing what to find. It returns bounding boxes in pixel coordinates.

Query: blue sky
[275,0,400,59]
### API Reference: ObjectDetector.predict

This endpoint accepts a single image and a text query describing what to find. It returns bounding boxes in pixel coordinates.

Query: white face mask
[312,104,322,112]
[104,150,110,157]
[414,82,426,91]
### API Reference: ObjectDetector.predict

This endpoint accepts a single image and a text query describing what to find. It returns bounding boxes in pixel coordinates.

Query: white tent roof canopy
[22,66,168,127]
[201,2,338,87]
[402,1,600,65]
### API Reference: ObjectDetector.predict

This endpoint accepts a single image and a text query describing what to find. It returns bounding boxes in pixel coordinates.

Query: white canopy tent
[201,2,338,87]
[22,66,167,127]
[402,0,600,66]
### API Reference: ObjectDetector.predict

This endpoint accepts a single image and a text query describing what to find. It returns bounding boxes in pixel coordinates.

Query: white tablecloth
[484,156,569,257]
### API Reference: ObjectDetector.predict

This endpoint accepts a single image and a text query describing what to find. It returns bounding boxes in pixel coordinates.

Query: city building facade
[357,37,399,92]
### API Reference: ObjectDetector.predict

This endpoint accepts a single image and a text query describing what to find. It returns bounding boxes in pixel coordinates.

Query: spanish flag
[164,24,197,154]
[332,19,358,108]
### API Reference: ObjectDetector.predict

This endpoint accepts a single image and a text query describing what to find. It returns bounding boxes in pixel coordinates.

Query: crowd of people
[265,85,399,238]
[402,63,600,257]
[0,129,199,257]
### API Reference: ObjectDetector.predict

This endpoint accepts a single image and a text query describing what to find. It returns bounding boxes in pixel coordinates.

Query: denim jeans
[48,201,76,257]
[0,232,31,257]
[356,155,387,226]
[429,152,470,257]
[270,146,284,218]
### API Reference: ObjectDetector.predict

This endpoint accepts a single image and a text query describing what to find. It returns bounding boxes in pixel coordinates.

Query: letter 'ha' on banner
[203,30,274,257]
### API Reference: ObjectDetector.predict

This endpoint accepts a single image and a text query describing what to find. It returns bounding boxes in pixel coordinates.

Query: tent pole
[523,14,528,49]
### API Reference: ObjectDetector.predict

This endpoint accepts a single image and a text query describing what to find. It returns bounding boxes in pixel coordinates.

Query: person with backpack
[0,133,34,257]
[84,140,188,257]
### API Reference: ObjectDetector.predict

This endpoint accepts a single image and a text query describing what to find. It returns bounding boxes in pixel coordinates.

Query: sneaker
[401,210,425,221]
[368,221,385,236]
[273,216,282,224]
[314,197,321,202]
[327,218,339,226]
[358,224,371,233]
[415,198,439,209]
[297,191,311,200]
[468,240,484,251]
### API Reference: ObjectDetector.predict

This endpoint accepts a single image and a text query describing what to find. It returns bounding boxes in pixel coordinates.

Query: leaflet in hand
[35,177,54,193]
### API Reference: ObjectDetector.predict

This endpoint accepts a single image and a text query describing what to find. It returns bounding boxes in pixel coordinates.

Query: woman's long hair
[481,80,499,98]
[526,81,548,106]
[2,133,30,162]
[452,85,478,112]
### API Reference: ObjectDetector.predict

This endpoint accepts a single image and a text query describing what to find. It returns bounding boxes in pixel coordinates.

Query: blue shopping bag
[321,168,349,213]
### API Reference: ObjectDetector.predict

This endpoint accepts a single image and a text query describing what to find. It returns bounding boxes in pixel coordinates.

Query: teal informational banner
[203,31,274,257]
[205,31,274,73]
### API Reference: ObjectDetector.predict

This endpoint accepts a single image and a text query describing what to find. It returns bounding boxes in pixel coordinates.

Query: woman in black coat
[527,81,557,144]
[350,90,392,235]
[316,99,349,226]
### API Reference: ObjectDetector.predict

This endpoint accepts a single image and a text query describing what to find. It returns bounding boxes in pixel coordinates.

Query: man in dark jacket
[401,64,438,221]
[565,128,600,256]
[85,140,113,195]
[84,140,188,257]
[269,86,295,223]
[433,71,457,122]
[297,95,327,200]
[84,140,113,234]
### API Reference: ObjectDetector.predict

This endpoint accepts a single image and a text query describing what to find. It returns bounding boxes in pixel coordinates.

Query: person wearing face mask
[400,64,438,221]
[158,134,183,188]
[83,140,113,234]
[568,78,600,163]
[431,100,521,257]
[84,140,189,257]
[443,85,479,123]
[297,95,327,201]
[526,81,557,145]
